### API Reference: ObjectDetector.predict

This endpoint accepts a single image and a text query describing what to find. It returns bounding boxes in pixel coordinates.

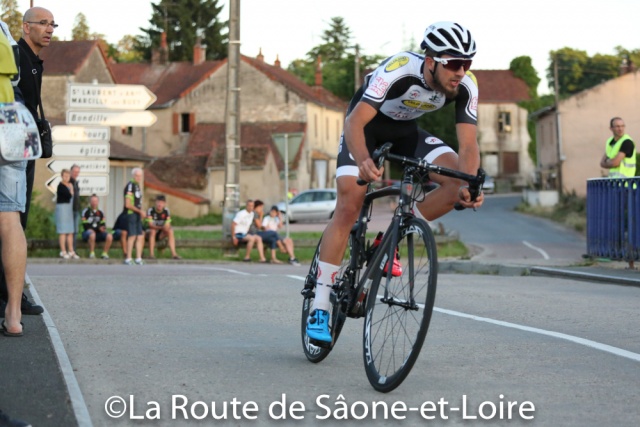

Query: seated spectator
[144,194,181,259]
[81,194,113,259]
[253,200,300,266]
[231,199,266,263]
[112,211,128,259]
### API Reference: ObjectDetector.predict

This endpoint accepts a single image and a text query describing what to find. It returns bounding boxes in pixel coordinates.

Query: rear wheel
[301,236,353,363]
[362,218,437,392]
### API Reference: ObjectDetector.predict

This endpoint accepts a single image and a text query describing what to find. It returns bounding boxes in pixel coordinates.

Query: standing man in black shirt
[0,7,54,316]
[123,168,146,265]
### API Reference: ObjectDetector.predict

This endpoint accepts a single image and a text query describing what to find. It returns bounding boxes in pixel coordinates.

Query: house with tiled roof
[110,45,347,213]
[532,68,640,196]
[472,70,533,187]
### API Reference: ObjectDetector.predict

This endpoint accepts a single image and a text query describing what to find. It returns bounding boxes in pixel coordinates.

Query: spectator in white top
[230,199,266,263]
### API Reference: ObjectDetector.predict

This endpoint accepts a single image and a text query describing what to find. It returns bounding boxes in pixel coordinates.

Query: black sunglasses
[433,57,472,72]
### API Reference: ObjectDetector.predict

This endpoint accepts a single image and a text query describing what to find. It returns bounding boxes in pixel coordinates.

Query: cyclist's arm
[344,102,382,182]
[456,123,483,208]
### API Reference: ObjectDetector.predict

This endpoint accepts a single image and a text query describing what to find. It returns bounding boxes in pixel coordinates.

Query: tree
[1,0,22,40]
[288,17,383,101]
[509,56,540,98]
[72,12,91,40]
[547,47,619,97]
[137,0,228,62]
[116,34,144,63]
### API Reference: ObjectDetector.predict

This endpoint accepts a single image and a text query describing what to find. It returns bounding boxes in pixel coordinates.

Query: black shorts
[126,213,143,236]
[336,116,454,178]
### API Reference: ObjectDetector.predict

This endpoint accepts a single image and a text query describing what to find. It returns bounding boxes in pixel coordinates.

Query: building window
[498,111,512,133]
[181,113,192,134]
[121,126,133,136]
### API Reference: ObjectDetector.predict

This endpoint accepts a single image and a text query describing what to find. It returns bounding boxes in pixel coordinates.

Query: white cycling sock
[313,261,340,312]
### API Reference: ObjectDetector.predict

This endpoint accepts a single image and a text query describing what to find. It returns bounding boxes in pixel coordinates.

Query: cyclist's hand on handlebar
[458,186,484,209]
[358,158,384,183]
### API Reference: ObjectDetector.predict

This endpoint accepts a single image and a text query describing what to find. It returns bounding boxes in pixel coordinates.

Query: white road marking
[522,240,550,259]
[292,275,640,363]
[435,307,640,363]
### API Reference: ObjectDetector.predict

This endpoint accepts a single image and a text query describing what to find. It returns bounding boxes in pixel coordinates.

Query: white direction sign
[47,159,110,174]
[68,84,157,110]
[53,142,110,158]
[46,174,109,196]
[66,110,157,127]
[52,126,110,143]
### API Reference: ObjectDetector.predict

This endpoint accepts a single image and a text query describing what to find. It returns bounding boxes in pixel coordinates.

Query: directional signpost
[46,83,158,196]
[46,175,109,196]
[68,84,156,110]
[66,110,157,127]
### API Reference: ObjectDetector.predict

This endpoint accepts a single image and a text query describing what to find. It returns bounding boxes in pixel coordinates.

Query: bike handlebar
[357,143,486,205]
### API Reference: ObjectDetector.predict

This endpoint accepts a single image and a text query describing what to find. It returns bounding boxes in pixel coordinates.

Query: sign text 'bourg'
[68,84,157,110]
[46,174,109,196]
[66,111,157,127]
[52,142,110,158]
[51,125,110,142]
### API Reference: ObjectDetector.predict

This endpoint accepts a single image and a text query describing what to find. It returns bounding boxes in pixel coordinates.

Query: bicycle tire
[301,237,352,363]
[362,217,437,392]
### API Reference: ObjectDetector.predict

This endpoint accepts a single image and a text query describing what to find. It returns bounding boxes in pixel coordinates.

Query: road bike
[301,143,485,392]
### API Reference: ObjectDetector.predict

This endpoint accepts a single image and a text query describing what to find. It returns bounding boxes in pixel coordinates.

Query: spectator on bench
[231,199,266,263]
[112,211,128,259]
[144,194,181,259]
[81,194,113,259]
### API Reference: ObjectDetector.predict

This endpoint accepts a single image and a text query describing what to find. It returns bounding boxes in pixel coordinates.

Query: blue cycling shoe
[306,309,332,343]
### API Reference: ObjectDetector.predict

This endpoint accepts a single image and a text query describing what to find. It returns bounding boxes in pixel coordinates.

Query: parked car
[483,175,495,194]
[276,189,337,222]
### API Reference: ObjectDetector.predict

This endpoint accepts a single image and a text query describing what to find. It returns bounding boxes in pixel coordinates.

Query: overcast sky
[19,0,640,95]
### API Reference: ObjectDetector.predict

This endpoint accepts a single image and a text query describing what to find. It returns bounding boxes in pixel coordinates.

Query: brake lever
[357,143,393,186]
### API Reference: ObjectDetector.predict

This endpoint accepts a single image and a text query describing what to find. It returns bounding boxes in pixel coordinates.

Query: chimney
[256,48,264,62]
[274,54,281,68]
[314,55,322,87]
[152,32,169,65]
[193,37,207,65]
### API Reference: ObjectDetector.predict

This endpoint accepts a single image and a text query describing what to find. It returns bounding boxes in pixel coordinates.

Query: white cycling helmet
[420,21,476,58]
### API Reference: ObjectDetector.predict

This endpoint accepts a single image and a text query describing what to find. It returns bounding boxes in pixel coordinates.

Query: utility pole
[222,0,241,239]
[553,54,564,195]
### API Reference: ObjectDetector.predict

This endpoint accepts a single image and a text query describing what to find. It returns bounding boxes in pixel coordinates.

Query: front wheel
[301,237,352,363]
[363,217,438,392]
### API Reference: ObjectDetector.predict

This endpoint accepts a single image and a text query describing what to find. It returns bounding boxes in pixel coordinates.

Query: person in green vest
[600,117,636,178]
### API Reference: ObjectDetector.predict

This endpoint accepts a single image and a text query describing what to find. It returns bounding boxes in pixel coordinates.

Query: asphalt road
[28,262,640,426]
[434,194,586,264]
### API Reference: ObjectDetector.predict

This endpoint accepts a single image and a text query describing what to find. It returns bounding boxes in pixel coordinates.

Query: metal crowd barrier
[586,177,640,268]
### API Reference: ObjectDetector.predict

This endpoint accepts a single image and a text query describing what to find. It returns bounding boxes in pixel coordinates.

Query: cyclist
[307,22,485,343]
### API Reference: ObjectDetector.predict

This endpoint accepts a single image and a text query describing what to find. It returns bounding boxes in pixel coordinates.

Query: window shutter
[189,113,196,132]
[172,113,179,135]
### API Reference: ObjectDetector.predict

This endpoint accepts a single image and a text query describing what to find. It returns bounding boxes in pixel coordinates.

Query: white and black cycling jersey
[352,51,478,125]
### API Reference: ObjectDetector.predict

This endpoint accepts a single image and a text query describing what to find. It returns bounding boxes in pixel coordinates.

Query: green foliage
[509,56,540,98]
[137,0,228,62]
[170,212,222,226]
[287,16,384,101]
[114,34,144,63]
[25,192,56,239]
[0,0,21,40]
[71,13,91,40]
[547,48,620,97]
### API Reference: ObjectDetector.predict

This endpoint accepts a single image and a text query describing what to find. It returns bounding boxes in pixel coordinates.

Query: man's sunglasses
[432,57,472,72]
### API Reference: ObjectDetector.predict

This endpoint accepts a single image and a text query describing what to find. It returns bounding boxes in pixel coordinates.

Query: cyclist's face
[426,55,466,98]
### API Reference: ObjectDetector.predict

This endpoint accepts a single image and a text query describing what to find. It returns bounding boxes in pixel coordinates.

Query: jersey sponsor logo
[409,90,420,99]
[388,111,411,119]
[368,76,389,97]
[470,96,478,111]
[384,56,409,72]
[402,100,437,111]
[424,136,441,145]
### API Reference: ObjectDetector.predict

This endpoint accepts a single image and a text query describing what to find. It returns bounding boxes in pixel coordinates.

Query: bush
[25,192,56,239]
[170,212,222,226]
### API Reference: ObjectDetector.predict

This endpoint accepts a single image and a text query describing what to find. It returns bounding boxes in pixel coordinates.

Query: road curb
[530,266,640,287]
